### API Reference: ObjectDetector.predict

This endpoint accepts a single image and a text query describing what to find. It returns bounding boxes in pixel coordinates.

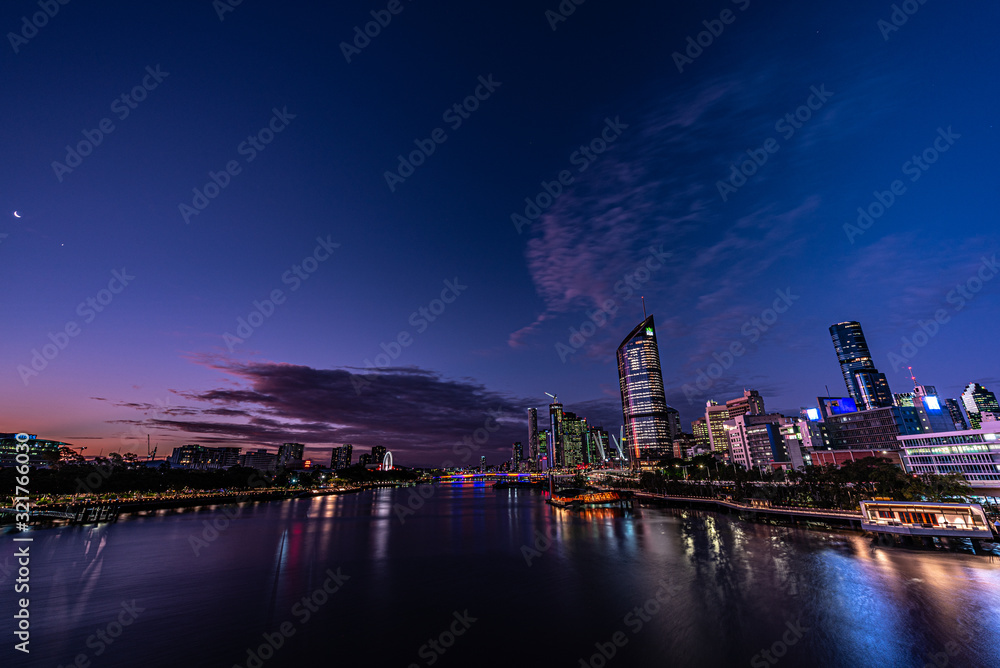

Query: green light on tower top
[645,327,653,336]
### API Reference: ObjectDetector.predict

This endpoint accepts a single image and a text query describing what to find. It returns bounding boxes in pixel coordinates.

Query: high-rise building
[538,429,551,469]
[330,444,353,470]
[691,418,710,451]
[358,453,373,467]
[962,382,1000,429]
[665,406,682,440]
[480,455,487,470]
[170,444,241,469]
[617,315,672,468]
[829,321,892,409]
[277,443,305,467]
[725,389,765,418]
[527,408,539,463]
[944,399,969,431]
[371,445,387,465]
[706,401,731,454]
[512,441,523,465]
[549,399,565,467]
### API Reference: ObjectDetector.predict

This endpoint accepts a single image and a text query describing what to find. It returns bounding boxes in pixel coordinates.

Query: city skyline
[2,1,999,468]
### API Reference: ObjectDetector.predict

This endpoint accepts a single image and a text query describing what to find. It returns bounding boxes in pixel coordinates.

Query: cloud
[116,359,537,467]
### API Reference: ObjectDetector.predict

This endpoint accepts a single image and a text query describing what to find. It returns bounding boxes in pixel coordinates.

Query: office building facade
[829,321,893,409]
[617,315,672,468]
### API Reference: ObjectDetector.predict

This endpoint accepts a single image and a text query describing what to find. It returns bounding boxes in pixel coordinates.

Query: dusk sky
[3,1,998,467]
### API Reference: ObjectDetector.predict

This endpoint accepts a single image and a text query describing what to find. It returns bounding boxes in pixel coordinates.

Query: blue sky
[2,0,998,465]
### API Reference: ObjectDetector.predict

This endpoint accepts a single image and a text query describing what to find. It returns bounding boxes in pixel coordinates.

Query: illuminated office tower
[371,445,387,464]
[277,442,304,467]
[549,399,565,467]
[962,382,1000,429]
[512,442,523,465]
[944,399,969,431]
[829,321,892,409]
[617,315,672,468]
[706,401,731,454]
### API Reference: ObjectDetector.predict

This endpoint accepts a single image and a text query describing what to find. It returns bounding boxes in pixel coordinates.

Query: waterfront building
[169,444,240,469]
[665,406,682,440]
[829,321,893,409]
[330,444,353,470]
[0,433,70,467]
[898,422,1000,495]
[240,449,277,472]
[617,315,672,468]
[371,445,387,464]
[726,413,792,470]
[512,441,523,466]
[480,455,487,471]
[538,429,551,469]
[358,453,373,467]
[962,382,1000,429]
[549,398,565,467]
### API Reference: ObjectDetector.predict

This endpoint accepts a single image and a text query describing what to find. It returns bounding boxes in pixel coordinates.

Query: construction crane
[146,435,157,461]
[544,392,558,403]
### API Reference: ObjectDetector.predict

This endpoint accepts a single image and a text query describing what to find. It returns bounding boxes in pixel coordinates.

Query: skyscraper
[962,382,1000,429]
[527,408,539,464]
[371,445,387,466]
[512,441,523,465]
[549,398,565,467]
[617,315,672,468]
[829,321,892,409]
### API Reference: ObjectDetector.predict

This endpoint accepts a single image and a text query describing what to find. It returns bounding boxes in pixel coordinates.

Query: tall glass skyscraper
[962,382,1000,429]
[617,315,672,468]
[829,321,892,409]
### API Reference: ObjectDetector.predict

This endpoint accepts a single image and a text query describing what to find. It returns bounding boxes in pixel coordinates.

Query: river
[3,483,999,668]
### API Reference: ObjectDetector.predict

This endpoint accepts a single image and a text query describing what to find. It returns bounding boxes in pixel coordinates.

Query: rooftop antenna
[908,366,918,392]
[641,296,647,320]
[824,385,830,396]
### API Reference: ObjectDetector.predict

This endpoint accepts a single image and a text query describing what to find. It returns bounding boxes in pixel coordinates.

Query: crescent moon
[13,211,21,218]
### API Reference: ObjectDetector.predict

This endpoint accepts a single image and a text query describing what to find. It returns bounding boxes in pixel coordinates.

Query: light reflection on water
[2,484,998,668]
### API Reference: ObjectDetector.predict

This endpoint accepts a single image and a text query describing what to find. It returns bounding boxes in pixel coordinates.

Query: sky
[2,0,998,467]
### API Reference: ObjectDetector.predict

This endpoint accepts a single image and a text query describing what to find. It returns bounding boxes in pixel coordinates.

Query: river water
[3,483,999,668]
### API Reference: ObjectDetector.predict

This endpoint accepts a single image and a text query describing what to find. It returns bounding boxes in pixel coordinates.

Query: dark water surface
[3,483,999,668]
